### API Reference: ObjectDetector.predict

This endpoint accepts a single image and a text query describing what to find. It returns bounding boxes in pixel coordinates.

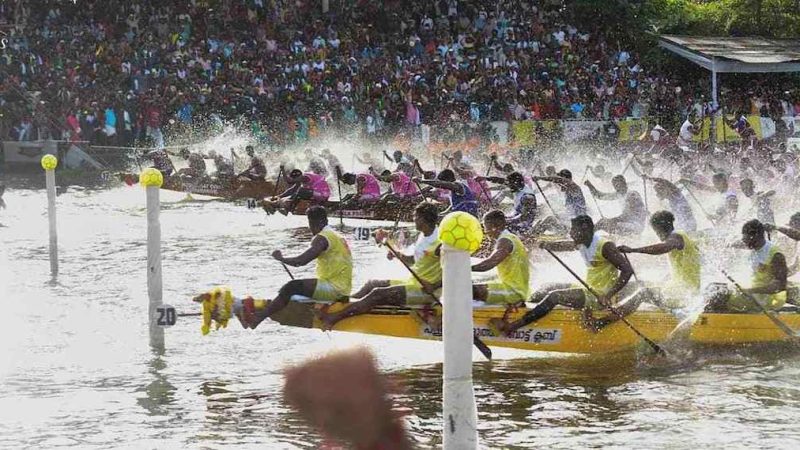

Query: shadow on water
[136,352,177,417]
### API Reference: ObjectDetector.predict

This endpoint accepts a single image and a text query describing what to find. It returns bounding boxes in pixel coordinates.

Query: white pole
[141,168,165,350]
[41,155,58,277]
[441,244,478,450]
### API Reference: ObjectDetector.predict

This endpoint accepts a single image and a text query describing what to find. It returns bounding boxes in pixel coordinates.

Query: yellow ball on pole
[438,211,483,254]
[139,168,164,188]
[40,154,58,171]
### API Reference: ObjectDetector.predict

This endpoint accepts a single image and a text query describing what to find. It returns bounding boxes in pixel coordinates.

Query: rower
[375,169,419,206]
[389,150,415,176]
[237,146,267,182]
[262,168,331,215]
[230,206,353,329]
[739,178,775,225]
[414,169,479,217]
[338,171,381,208]
[211,151,235,181]
[320,148,342,177]
[649,176,698,232]
[357,152,385,172]
[765,212,800,277]
[176,148,207,179]
[145,148,175,177]
[318,203,442,330]
[479,172,537,236]
[471,210,531,305]
[490,215,637,334]
[619,211,701,308]
[585,175,646,236]
[679,172,738,225]
[532,169,587,219]
[706,220,788,313]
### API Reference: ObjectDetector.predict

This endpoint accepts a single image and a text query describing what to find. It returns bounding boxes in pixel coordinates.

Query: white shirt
[678,119,694,143]
[415,228,439,262]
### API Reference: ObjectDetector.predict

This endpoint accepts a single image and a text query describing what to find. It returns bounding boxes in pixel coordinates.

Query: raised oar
[544,248,667,356]
[586,187,605,220]
[532,178,559,219]
[720,270,799,339]
[642,175,650,216]
[383,241,492,360]
[682,185,717,226]
[334,165,345,227]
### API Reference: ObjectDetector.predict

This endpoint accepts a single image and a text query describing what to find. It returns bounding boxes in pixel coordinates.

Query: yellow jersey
[578,232,618,295]
[316,227,353,295]
[495,230,531,299]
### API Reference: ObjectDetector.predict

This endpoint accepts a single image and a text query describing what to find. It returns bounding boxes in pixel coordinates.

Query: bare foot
[487,318,510,337]
[314,305,336,331]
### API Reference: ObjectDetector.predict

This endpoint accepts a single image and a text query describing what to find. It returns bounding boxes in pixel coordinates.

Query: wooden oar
[720,270,799,339]
[383,241,492,360]
[532,178,558,218]
[544,248,667,356]
[281,261,295,280]
[335,165,345,227]
[642,175,649,216]
[587,188,605,220]
[682,185,717,226]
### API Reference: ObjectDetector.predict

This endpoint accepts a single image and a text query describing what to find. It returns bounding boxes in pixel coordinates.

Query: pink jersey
[468,177,491,203]
[357,173,381,201]
[303,172,331,202]
[391,172,419,197]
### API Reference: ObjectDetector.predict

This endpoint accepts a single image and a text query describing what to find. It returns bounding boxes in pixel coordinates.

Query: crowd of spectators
[1,0,798,148]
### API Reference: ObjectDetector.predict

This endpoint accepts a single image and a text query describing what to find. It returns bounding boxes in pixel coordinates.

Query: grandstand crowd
[0,0,798,147]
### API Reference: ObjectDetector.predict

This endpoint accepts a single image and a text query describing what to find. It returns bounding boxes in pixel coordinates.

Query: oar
[383,241,492,360]
[682,185,717,226]
[272,166,284,198]
[335,165,345,227]
[281,261,295,280]
[532,178,559,219]
[581,166,590,183]
[587,188,605,220]
[720,270,799,339]
[642,175,650,216]
[543,248,667,356]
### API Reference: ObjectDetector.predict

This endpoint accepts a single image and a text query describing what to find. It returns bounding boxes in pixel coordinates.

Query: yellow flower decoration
[200,287,234,336]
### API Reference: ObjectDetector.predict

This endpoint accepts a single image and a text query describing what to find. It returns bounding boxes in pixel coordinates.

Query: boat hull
[269,301,800,354]
[119,173,277,200]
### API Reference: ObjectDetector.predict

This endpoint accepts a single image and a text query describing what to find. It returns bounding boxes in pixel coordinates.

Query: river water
[1,173,799,449]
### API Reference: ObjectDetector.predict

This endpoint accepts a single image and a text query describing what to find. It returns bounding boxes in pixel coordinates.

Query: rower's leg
[495,288,584,334]
[590,289,647,332]
[247,279,317,329]
[350,280,391,299]
[319,285,405,330]
[529,283,573,303]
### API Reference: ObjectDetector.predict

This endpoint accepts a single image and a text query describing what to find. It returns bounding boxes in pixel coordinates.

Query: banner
[561,120,604,142]
[617,118,649,142]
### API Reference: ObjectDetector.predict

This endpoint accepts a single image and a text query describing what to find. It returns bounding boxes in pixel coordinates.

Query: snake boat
[261,298,800,354]
[119,172,278,200]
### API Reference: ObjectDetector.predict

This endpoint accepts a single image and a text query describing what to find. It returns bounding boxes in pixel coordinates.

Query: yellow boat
[266,299,800,354]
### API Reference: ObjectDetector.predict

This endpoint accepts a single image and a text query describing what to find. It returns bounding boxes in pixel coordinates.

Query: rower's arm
[679,179,714,193]
[280,234,329,267]
[533,176,569,187]
[623,234,683,256]
[472,238,512,272]
[492,159,505,172]
[601,242,633,300]
[418,179,464,194]
[745,253,787,295]
[484,176,507,185]
[776,226,800,241]
[585,181,619,201]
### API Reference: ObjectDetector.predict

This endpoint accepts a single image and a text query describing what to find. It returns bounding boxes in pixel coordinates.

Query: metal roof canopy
[658,35,800,73]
